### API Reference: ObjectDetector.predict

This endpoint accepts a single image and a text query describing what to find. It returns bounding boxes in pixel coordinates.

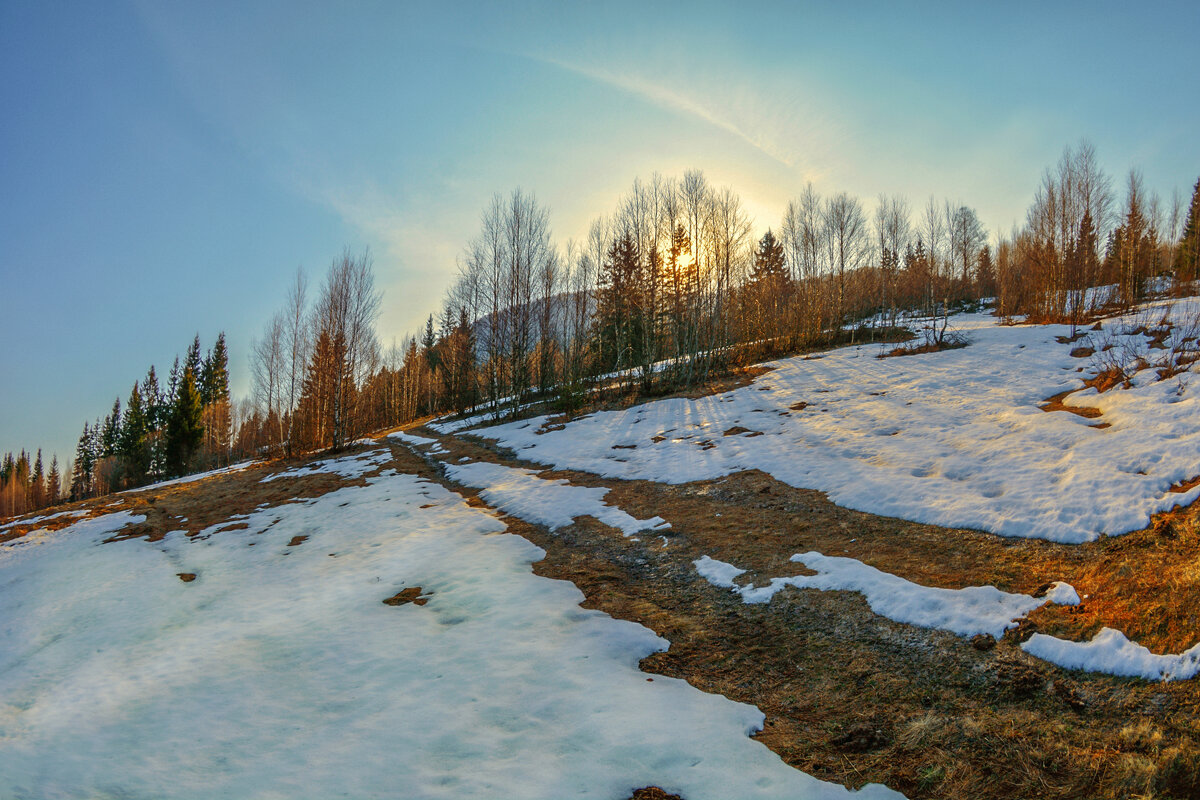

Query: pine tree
[72,423,94,499]
[594,231,645,374]
[200,332,230,407]
[167,356,181,407]
[200,332,232,464]
[142,365,163,429]
[120,382,150,485]
[100,398,121,458]
[750,229,787,285]
[164,366,205,476]
[31,450,45,510]
[47,455,61,506]
[1178,177,1200,282]
[185,334,203,383]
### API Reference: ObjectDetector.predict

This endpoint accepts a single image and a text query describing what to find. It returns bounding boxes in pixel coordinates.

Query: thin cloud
[535,54,804,170]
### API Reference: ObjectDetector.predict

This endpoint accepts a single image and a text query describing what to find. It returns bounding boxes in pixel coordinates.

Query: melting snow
[445,461,669,536]
[695,552,1079,639]
[259,448,391,483]
[0,473,899,799]
[1023,629,1200,682]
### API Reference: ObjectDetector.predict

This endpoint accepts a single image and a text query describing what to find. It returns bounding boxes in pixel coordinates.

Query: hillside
[3,299,1200,799]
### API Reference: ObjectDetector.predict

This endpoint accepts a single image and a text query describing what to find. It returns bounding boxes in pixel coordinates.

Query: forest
[3,140,1198,518]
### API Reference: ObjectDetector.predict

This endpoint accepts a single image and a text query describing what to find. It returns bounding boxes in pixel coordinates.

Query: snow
[0,471,900,799]
[388,429,437,446]
[475,301,1200,543]
[428,402,539,434]
[694,554,747,588]
[1023,629,1200,682]
[259,448,391,482]
[445,460,669,536]
[120,461,259,492]
[0,508,88,531]
[695,552,1079,640]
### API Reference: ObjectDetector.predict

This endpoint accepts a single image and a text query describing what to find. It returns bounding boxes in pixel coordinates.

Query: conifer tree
[200,332,230,407]
[167,356,181,407]
[31,450,45,510]
[72,422,94,499]
[100,398,121,458]
[120,382,150,484]
[1178,177,1200,281]
[594,231,645,374]
[200,332,232,463]
[185,334,202,382]
[142,365,163,429]
[164,366,204,476]
[47,455,61,506]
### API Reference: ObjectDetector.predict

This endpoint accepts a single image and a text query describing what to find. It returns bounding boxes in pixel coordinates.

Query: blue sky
[2,0,1197,467]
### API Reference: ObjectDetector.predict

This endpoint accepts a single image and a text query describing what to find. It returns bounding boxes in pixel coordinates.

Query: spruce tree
[31,450,45,510]
[100,398,121,458]
[165,366,205,476]
[142,365,163,429]
[167,356,181,407]
[120,382,150,485]
[750,229,787,285]
[185,334,203,383]
[201,332,230,406]
[1178,177,1200,281]
[47,456,61,506]
[72,423,93,499]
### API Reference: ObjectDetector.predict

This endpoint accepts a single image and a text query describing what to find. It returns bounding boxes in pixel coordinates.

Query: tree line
[7,139,1199,518]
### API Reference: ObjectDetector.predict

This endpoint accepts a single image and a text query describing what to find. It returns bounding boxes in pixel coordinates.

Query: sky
[2,0,1198,467]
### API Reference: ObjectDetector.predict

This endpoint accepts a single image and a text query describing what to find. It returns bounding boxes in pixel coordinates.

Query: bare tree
[824,192,868,327]
[249,311,286,448]
[283,268,309,454]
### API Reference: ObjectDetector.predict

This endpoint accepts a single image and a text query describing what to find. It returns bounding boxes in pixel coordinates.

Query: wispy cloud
[538,55,798,168]
[528,50,843,182]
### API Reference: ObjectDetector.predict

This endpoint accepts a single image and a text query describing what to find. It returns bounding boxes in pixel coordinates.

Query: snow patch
[446,461,669,536]
[1023,629,1200,682]
[259,449,390,483]
[695,552,1077,639]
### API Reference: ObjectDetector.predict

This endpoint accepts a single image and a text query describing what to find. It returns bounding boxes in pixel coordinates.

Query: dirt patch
[383,587,432,606]
[723,426,762,437]
[177,572,196,583]
[1169,476,1200,494]
[629,788,684,800]
[287,535,308,547]
[1040,389,1103,419]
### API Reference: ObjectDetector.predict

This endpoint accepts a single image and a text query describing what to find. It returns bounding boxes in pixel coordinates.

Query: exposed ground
[6,365,1200,798]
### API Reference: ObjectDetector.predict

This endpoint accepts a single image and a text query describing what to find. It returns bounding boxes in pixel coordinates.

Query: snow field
[476,305,1200,543]
[445,460,669,536]
[0,473,901,799]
